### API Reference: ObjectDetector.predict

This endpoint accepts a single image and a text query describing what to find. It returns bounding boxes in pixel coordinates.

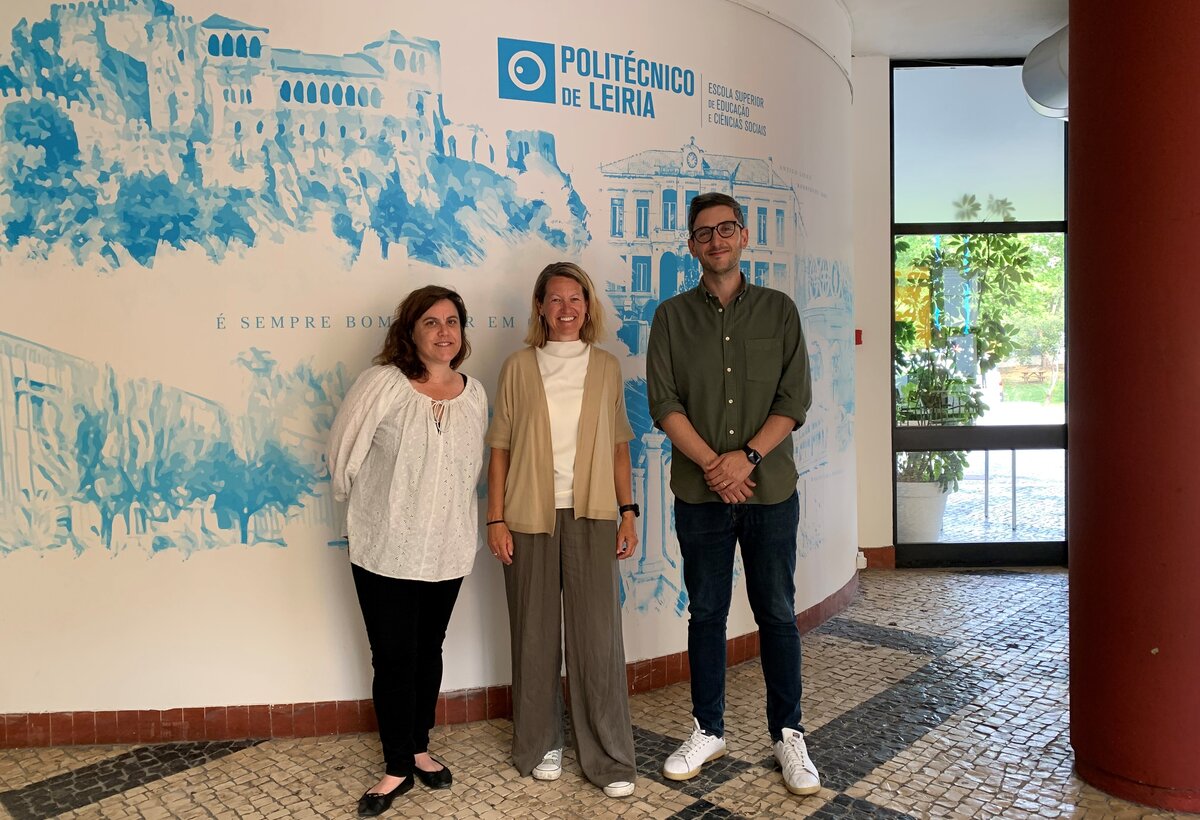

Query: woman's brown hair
[374,285,471,379]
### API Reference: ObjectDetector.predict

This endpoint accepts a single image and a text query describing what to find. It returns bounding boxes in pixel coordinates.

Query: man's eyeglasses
[689,221,743,244]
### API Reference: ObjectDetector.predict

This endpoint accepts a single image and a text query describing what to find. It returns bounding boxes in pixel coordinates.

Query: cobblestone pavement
[942,475,1066,543]
[2,569,1193,819]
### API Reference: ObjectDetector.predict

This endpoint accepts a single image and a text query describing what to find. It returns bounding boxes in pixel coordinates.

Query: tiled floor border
[5,571,1085,820]
[0,574,860,749]
[0,741,259,820]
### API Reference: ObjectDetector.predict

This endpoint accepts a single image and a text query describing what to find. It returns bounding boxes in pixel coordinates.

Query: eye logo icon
[508,49,545,91]
[497,37,556,104]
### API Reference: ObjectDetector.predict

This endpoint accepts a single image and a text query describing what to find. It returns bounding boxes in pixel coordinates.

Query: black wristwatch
[619,503,640,518]
[742,446,763,466]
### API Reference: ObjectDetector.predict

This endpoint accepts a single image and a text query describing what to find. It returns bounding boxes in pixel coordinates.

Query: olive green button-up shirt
[646,280,812,505]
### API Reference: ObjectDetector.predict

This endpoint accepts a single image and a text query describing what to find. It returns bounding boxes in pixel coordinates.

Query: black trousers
[351,563,464,777]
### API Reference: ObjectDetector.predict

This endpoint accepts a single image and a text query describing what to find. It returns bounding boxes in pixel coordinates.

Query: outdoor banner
[0,0,853,707]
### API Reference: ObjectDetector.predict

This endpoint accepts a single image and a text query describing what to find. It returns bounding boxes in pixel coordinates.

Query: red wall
[1068,0,1200,810]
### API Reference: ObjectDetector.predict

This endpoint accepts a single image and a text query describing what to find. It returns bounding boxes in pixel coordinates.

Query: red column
[1069,1,1200,812]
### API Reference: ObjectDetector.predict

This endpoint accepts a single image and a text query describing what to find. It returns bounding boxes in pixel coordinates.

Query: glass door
[891,62,1067,566]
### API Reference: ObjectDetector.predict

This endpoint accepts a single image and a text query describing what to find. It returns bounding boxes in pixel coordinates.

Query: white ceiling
[841,0,1068,59]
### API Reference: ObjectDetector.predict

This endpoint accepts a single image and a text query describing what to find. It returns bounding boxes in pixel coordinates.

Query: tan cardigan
[486,345,634,534]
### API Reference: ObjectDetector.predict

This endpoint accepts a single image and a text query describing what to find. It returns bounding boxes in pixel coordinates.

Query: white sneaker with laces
[662,718,726,781]
[773,727,821,795]
[532,748,562,781]
[602,780,635,798]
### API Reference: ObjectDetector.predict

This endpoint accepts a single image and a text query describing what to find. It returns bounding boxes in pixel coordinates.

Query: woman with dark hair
[328,285,487,816]
[486,262,639,798]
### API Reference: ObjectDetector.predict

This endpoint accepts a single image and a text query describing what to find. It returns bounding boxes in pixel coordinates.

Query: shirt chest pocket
[745,338,783,382]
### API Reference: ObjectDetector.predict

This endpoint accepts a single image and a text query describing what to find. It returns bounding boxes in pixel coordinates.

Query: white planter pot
[896,481,950,543]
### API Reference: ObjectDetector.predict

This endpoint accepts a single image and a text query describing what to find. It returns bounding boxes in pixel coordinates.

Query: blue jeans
[675,492,803,741]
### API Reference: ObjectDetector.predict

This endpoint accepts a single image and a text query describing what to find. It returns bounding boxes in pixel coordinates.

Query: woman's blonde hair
[524,261,607,348]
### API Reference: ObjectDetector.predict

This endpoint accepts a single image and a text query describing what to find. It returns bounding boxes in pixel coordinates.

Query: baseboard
[862,546,896,569]
[1,573,859,747]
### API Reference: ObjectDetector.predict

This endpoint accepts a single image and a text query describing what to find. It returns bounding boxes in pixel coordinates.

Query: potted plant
[891,193,1037,543]
[893,333,987,542]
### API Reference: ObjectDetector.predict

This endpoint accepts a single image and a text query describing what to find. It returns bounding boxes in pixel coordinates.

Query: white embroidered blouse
[327,364,487,581]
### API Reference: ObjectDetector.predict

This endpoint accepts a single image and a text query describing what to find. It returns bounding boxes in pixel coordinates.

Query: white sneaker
[662,718,726,781]
[602,780,635,798]
[773,728,821,795]
[532,748,562,781]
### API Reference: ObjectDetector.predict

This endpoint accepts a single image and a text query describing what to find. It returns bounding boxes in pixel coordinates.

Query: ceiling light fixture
[1023,25,1069,119]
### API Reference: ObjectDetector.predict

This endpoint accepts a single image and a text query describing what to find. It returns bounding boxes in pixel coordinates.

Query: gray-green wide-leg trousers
[503,510,637,787]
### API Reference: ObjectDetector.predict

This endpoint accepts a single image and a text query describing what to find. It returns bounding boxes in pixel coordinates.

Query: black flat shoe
[414,757,453,789]
[356,775,414,817]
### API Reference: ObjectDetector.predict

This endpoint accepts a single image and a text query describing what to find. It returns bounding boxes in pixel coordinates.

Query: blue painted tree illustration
[106,172,200,266]
[72,367,226,550]
[74,368,135,549]
[369,170,416,260]
[207,438,314,545]
[0,98,98,250]
[124,384,221,532]
[198,349,323,544]
[275,359,350,437]
[9,18,94,103]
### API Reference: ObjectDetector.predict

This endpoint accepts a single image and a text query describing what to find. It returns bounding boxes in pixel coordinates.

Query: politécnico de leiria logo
[497,36,695,118]
[497,37,558,104]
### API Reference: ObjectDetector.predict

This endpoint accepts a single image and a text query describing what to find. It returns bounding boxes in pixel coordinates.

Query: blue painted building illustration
[0,3,854,602]
[600,139,854,608]
[599,137,803,356]
[792,253,855,558]
[0,331,346,555]
[0,0,587,269]
[600,138,805,613]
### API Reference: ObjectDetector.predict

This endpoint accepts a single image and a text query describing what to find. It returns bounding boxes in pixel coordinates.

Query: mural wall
[0,0,855,710]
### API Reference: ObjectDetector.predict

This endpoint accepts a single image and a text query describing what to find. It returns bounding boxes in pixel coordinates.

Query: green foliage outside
[1004,379,1065,404]
[895,198,1065,403]
[1007,233,1065,403]
[894,194,1066,490]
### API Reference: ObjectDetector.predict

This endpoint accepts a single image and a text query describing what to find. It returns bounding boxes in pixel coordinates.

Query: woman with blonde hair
[486,261,639,798]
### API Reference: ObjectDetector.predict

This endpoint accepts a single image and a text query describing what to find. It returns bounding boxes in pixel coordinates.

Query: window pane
[662,189,677,231]
[894,232,1065,427]
[632,256,650,292]
[894,65,1065,223]
[896,449,1065,543]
